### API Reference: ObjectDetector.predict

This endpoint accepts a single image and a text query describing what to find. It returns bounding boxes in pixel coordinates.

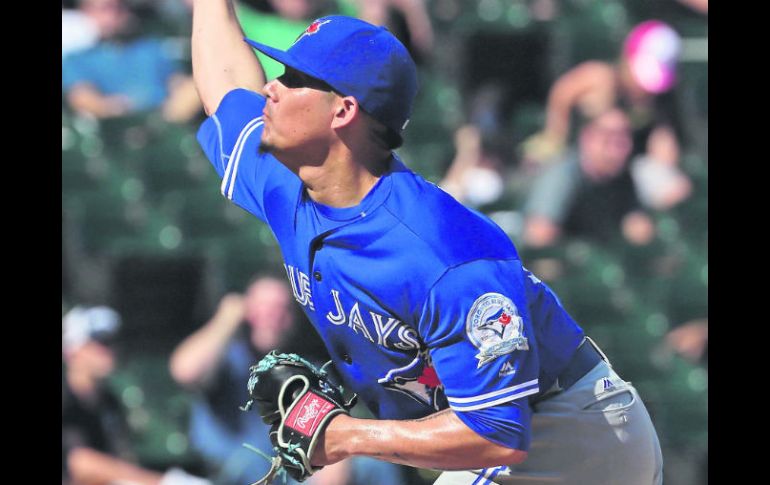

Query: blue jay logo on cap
[293,19,332,45]
[466,293,529,367]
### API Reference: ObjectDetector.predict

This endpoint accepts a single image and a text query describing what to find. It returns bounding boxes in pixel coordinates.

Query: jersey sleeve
[196,88,301,222]
[418,258,539,451]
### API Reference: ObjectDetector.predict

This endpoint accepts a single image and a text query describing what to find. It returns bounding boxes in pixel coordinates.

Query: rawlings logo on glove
[240,351,357,484]
[288,393,336,435]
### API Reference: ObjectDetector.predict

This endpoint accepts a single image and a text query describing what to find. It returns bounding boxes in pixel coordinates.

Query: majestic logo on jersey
[293,19,332,45]
[466,293,529,368]
[378,351,446,410]
[498,361,517,377]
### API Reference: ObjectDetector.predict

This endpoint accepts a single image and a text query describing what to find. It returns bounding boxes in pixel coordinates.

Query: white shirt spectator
[62,8,99,58]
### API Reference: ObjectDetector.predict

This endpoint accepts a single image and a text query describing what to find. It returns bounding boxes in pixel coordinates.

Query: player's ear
[330,95,359,130]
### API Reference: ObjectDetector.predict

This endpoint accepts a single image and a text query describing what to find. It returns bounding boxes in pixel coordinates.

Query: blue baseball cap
[245,16,418,145]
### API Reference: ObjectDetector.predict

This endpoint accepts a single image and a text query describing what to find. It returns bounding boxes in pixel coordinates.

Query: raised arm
[191,0,266,115]
[542,61,616,144]
[169,293,245,387]
[66,83,132,119]
[315,409,527,470]
[522,61,616,164]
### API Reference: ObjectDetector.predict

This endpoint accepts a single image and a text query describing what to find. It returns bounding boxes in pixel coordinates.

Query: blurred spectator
[62,305,210,485]
[144,0,197,37]
[169,276,292,484]
[62,5,99,58]
[663,318,708,366]
[521,19,692,211]
[439,124,506,209]
[62,0,201,122]
[677,0,708,15]
[522,107,656,248]
[169,275,404,485]
[439,82,515,209]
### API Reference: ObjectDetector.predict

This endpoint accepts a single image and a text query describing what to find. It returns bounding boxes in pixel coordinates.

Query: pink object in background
[624,20,682,94]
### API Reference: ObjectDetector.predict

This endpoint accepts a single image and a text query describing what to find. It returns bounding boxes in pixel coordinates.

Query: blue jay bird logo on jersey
[467,293,529,367]
[479,308,513,339]
[377,351,447,410]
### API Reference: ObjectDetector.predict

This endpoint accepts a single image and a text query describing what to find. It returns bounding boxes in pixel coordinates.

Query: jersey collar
[309,155,407,222]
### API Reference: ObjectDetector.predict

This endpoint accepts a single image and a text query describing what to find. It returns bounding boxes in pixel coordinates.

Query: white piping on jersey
[376,353,422,384]
[472,465,506,485]
[228,119,263,199]
[220,116,263,199]
[471,468,490,485]
[450,386,539,412]
[485,466,507,485]
[446,379,538,404]
[211,113,229,171]
[219,113,244,195]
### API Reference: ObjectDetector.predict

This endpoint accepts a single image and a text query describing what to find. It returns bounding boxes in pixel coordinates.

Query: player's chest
[281,244,422,353]
[274,208,423,345]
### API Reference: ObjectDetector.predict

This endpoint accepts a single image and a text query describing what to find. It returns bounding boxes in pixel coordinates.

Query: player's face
[260,67,340,167]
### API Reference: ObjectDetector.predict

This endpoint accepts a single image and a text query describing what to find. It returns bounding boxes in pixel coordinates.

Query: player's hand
[242,352,357,482]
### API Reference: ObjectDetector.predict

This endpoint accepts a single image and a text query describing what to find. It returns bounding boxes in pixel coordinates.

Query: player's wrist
[313,414,356,466]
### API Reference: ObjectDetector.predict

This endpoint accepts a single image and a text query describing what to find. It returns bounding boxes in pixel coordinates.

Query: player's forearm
[318,409,526,470]
[191,0,265,115]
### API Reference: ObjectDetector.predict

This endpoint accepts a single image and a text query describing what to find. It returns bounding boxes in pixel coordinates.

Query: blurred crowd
[62,1,707,484]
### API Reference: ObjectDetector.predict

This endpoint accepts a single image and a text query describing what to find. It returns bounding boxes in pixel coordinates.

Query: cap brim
[244,38,327,82]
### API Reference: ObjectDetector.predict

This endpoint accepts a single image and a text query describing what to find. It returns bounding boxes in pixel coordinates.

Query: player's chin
[258,140,276,155]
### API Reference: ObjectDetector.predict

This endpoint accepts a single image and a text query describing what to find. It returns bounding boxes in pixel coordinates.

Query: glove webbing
[241,352,338,412]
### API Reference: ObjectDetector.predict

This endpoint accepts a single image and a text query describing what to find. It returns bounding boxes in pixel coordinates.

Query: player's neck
[302,162,380,208]
[301,144,391,208]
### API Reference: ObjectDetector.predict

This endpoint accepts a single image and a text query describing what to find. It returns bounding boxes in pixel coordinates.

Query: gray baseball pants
[434,360,663,485]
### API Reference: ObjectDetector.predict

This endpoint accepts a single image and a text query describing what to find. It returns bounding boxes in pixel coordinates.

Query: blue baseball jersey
[197,89,585,451]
